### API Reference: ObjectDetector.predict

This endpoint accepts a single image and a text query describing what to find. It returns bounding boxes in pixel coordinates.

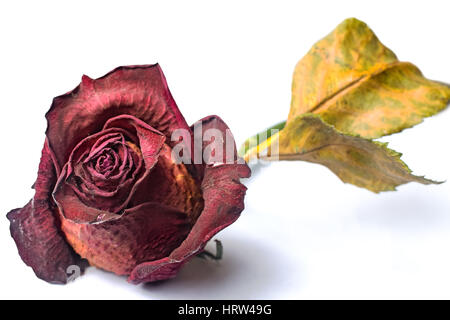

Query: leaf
[259,114,439,193]
[240,18,448,192]
[288,18,450,139]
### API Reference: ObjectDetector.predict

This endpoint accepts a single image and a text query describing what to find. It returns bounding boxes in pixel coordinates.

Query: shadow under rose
[355,187,450,232]
[137,233,299,299]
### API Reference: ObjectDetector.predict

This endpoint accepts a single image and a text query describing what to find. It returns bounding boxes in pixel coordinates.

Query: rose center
[97,153,114,172]
[92,148,119,175]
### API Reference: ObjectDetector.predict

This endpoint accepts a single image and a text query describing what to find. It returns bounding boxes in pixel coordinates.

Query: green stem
[197,239,223,261]
[238,121,286,157]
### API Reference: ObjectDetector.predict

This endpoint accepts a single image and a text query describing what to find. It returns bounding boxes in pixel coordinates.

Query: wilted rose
[7,64,250,284]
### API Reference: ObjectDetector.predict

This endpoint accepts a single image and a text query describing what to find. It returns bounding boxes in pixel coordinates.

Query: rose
[6,64,250,284]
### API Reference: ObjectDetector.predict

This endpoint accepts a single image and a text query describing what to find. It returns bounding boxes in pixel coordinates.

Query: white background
[0,0,449,299]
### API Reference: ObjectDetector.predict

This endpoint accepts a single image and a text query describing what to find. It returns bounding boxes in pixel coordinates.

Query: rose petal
[6,141,87,284]
[59,202,191,275]
[53,115,165,222]
[127,257,185,283]
[187,115,241,180]
[129,144,204,224]
[192,115,241,164]
[128,116,250,284]
[45,64,192,170]
[103,115,166,170]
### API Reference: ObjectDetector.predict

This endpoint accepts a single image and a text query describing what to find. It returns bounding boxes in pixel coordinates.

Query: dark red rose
[7,64,250,284]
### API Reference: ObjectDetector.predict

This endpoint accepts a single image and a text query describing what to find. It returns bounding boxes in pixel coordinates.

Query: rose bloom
[7,64,250,284]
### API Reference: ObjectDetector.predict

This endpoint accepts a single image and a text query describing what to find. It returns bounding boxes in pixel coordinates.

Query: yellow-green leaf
[288,18,450,139]
[259,114,439,193]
